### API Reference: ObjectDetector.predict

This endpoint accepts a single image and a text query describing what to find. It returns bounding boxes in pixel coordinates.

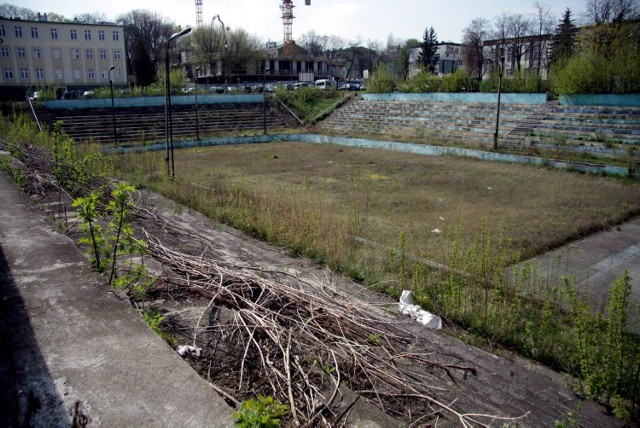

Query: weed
[139,309,176,345]
[234,395,289,428]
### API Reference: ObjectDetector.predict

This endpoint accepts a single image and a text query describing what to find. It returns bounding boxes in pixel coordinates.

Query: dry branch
[139,219,529,426]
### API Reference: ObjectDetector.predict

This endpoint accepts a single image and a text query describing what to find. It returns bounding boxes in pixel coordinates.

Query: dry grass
[115,141,640,268]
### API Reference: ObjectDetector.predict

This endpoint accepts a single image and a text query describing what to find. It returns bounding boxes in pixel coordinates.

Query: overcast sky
[18,0,588,44]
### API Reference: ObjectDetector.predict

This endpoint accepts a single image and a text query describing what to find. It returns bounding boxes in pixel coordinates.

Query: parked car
[315,79,333,90]
[82,90,94,98]
[339,81,364,91]
[210,86,224,94]
[294,82,311,90]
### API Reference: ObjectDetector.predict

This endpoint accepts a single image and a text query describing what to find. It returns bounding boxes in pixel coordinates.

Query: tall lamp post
[262,63,270,134]
[195,66,200,140]
[108,65,118,146]
[487,55,506,150]
[165,27,192,178]
[213,15,229,92]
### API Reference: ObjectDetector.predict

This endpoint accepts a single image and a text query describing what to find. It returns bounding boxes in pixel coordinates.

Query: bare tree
[533,2,555,74]
[462,18,490,80]
[73,12,108,24]
[0,3,37,19]
[187,23,226,77]
[226,28,264,76]
[117,10,175,84]
[299,31,324,57]
[585,0,639,24]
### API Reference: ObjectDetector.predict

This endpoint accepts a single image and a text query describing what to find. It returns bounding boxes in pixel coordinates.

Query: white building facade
[0,16,127,97]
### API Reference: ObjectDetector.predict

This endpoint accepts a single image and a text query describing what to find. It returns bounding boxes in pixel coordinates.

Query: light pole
[486,55,506,151]
[108,65,117,146]
[262,63,270,134]
[165,27,192,178]
[212,15,228,93]
[195,66,200,140]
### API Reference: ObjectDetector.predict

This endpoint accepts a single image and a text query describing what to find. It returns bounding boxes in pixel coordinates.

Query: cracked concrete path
[522,218,640,313]
[0,169,235,427]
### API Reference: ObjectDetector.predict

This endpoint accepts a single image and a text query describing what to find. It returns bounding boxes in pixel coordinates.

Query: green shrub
[441,69,479,93]
[366,63,396,93]
[551,22,640,95]
[480,69,548,93]
[234,395,289,428]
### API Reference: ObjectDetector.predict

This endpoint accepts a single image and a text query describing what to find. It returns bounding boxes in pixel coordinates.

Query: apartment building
[0,15,126,98]
[483,34,553,79]
[408,43,465,77]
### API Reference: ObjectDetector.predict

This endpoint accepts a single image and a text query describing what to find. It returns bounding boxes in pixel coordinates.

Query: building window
[88,69,95,79]
[101,69,108,79]
[72,49,80,59]
[86,49,94,60]
[98,30,105,41]
[20,68,29,79]
[52,49,61,59]
[112,30,119,41]
[54,69,63,80]
[0,24,5,36]
[73,69,81,79]
[33,47,41,58]
[84,29,91,40]
[1,47,8,58]
[30,27,38,38]
[35,68,45,80]
[14,26,22,37]
[116,68,122,78]
[114,50,121,60]
[51,28,58,39]
[17,48,26,58]
[4,68,13,79]
[70,29,77,40]
[99,50,107,60]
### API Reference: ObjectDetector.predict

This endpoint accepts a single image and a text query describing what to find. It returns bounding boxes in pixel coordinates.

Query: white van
[315,79,333,90]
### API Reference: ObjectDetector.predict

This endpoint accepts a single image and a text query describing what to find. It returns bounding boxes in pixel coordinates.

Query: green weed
[234,395,289,428]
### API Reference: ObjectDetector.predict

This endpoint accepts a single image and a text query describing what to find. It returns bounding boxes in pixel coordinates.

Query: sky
[17,0,588,45]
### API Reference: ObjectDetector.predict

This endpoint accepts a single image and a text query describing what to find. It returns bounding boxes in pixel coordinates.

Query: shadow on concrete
[0,244,68,427]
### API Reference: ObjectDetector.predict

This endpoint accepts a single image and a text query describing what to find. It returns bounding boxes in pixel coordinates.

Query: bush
[551,22,640,95]
[480,69,548,93]
[366,63,396,93]
[441,69,479,93]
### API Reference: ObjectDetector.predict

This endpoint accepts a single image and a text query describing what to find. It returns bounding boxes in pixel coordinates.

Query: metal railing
[272,94,304,125]
[26,96,43,132]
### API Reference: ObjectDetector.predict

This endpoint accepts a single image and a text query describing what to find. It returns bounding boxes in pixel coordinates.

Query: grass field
[116,141,640,263]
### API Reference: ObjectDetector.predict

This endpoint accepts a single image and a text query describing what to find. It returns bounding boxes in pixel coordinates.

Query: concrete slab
[0,170,235,426]
[522,218,640,315]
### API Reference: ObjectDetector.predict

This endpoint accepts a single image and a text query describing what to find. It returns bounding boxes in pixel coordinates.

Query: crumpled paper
[176,345,202,357]
[398,290,442,329]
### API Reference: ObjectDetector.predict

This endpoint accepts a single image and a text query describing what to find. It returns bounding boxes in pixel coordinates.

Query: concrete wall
[560,94,640,107]
[362,93,548,104]
[44,94,263,110]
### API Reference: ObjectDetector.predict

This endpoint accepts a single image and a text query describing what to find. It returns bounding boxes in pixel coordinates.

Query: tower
[195,0,203,27]
[280,0,295,55]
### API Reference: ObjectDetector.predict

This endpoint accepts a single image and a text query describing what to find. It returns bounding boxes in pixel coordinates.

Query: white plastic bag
[398,290,442,329]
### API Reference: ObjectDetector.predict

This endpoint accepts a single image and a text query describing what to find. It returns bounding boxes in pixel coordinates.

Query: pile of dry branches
[142,219,526,427]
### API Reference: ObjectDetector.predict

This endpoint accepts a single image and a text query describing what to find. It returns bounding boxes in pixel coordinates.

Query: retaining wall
[559,94,640,107]
[43,94,263,110]
[362,93,548,104]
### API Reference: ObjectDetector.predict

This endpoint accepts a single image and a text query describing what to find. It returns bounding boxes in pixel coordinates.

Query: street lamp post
[108,66,118,146]
[195,66,200,140]
[165,27,192,178]
[487,55,506,151]
[212,15,228,93]
[262,63,270,134]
